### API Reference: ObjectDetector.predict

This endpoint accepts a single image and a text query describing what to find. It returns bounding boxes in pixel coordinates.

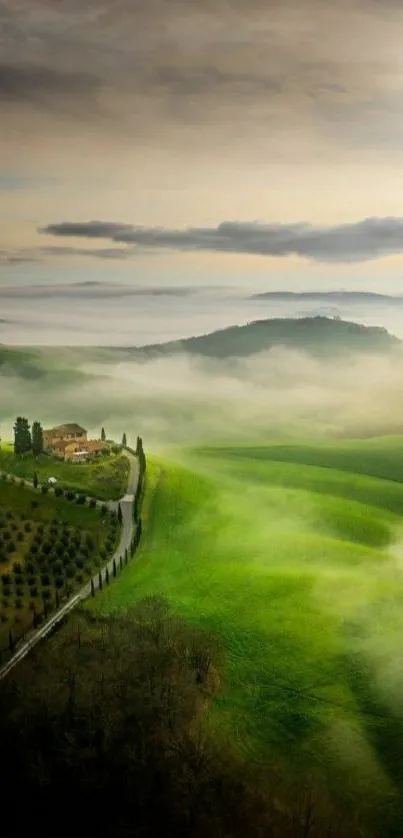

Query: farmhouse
[43,423,108,461]
[43,423,87,449]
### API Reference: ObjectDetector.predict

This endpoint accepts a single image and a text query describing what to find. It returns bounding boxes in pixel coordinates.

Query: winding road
[0,449,139,682]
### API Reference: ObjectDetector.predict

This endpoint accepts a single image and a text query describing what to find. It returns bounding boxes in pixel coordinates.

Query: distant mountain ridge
[250,291,403,302]
[126,316,402,360]
[0,318,401,375]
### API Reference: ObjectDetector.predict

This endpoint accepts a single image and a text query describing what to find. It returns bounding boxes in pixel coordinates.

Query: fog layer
[2,345,403,449]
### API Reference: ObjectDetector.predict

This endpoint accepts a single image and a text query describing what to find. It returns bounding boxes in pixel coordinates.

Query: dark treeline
[0,596,385,838]
[13,416,44,455]
[134,435,146,523]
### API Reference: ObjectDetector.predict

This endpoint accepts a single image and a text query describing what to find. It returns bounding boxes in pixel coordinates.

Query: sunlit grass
[90,438,403,803]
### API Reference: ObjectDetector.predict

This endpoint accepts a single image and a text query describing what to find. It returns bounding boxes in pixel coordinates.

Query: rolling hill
[124,315,401,359]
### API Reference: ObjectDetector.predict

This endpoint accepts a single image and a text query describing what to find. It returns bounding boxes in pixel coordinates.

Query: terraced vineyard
[90,437,403,814]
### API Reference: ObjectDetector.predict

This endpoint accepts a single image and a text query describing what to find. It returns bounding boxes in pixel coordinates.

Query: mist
[2,344,403,450]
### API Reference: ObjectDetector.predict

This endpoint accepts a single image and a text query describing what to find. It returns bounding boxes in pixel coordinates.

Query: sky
[2,0,403,343]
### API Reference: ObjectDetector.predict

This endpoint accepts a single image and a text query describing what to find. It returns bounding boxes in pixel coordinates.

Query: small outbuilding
[47,476,57,486]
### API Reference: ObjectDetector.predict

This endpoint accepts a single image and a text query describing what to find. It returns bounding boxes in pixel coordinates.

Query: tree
[113,558,117,578]
[119,555,123,571]
[8,629,14,652]
[101,427,106,442]
[13,417,31,455]
[33,471,38,489]
[118,503,123,525]
[31,421,44,455]
[98,571,103,591]
[122,432,127,447]
[91,578,95,597]
[105,567,110,585]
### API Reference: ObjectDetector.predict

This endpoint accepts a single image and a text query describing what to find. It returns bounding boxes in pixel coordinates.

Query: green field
[0,478,120,651]
[0,444,129,501]
[89,437,403,814]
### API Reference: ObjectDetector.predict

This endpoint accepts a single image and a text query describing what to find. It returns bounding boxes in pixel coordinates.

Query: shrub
[76,572,84,584]
[16,586,24,598]
[7,541,15,554]
[49,525,58,537]
[3,531,10,542]
[42,589,51,601]
[31,500,39,509]
[26,562,35,575]
[100,548,107,560]
[2,587,10,599]
[37,524,44,535]
[76,494,86,505]
[75,556,85,569]
[54,486,63,497]
[53,559,63,575]
[1,573,11,585]
[27,575,36,586]
[66,491,75,501]
[55,542,65,557]
[89,498,96,508]
[19,479,25,487]
[65,563,76,579]
[54,575,64,589]
[29,586,38,597]
[13,562,23,574]
[42,542,52,555]
[16,531,24,542]
[41,572,50,587]
[100,504,107,515]
[68,544,76,559]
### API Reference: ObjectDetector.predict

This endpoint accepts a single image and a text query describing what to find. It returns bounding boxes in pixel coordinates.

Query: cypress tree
[101,426,106,442]
[119,555,123,571]
[13,417,31,455]
[33,471,38,489]
[98,571,103,591]
[113,558,117,578]
[118,503,123,525]
[32,421,44,455]
[105,566,110,585]
[122,432,127,447]
[91,578,95,597]
[9,630,14,652]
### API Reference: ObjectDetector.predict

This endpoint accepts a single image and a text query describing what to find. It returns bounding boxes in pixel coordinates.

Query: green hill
[87,435,403,828]
[127,316,401,360]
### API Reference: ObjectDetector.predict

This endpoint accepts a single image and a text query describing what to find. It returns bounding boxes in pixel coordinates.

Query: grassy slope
[0,446,129,501]
[90,438,403,807]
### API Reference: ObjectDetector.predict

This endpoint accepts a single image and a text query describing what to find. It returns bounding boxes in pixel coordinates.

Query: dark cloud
[1,0,402,149]
[40,216,403,263]
[0,63,100,106]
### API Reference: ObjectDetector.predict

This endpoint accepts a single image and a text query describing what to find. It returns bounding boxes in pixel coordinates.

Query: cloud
[0,64,99,106]
[2,0,403,154]
[40,216,403,264]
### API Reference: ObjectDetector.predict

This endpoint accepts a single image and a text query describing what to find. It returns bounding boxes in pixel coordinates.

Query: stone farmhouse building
[43,423,108,462]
